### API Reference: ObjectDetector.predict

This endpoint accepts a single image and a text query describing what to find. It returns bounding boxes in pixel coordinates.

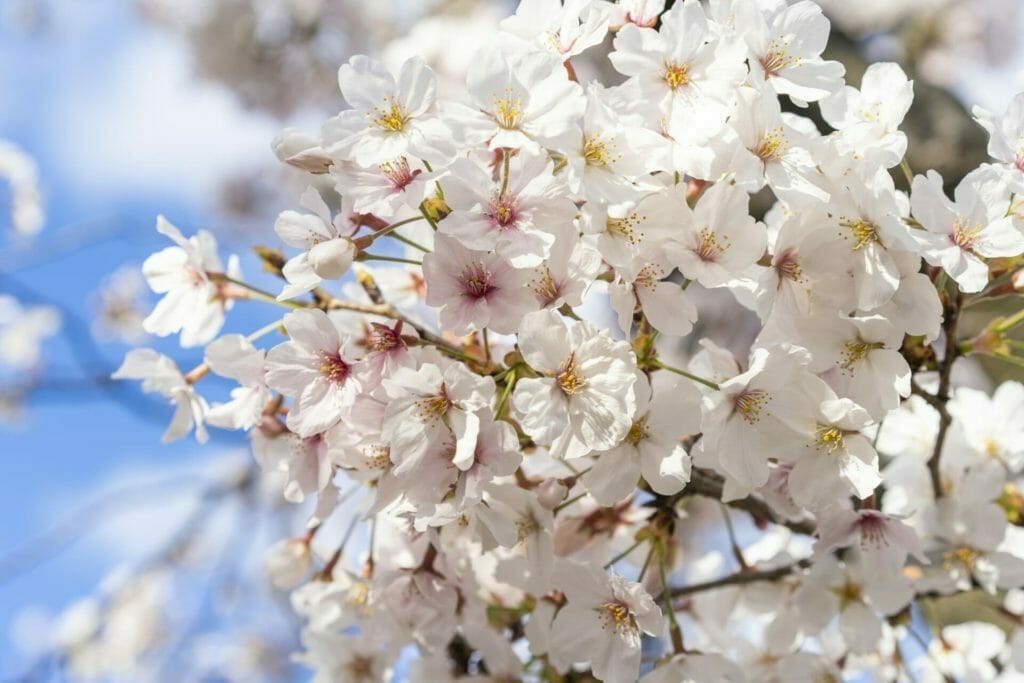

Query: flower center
[734,389,770,425]
[416,394,450,422]
[760,40,801,76]
[774,250,805,284]
[854,513,890,549]
[840,340,883,373]
[831,579,862,608]
[951,219,982,251]
[460,263,497,299]
[488,196,519,229]
[516,516,540,543]
[597,601,634,633]
[319,352,351,384]
[556,353,587,395]
[365,444,391,470]
[839,218,880,251]
[379,157,419,190]
[625,415,649,445]
[368,323,402,352]
[634,263,665,288]
[607,211,646,246]
[753,126,788,162]
[532,266,561,306]
[370,98,409,132]
[696,227,731,262]
[814,425,845,453]
[943,546,980,574]
[583,135,616,167]
[492,87,524,129]
[663,61,691,90]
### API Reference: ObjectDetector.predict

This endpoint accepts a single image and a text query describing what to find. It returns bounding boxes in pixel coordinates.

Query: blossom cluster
[113,0,1024,680]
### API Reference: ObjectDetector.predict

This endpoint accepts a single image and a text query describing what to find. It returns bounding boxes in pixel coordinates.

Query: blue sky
[0,0,309,675]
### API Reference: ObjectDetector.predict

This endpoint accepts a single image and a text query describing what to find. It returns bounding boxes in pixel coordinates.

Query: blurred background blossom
[1,0,1023,680]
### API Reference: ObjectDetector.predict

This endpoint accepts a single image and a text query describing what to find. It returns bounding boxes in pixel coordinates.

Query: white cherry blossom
[512,309,639,459]
[911,166,1024,293]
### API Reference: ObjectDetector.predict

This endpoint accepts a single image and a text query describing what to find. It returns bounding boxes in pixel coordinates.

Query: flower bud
[272,128,332,173]
[263,539,312,590]
[421,197,451,222]
[309,238,355,280]
[536,478,569,509]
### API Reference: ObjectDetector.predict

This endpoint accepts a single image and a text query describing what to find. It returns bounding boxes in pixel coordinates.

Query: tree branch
[927,289,964,499]
[668,560,810,599]
[683,469,817,537]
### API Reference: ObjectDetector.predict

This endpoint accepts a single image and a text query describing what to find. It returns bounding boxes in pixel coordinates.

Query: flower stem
[360,253,422,266]
[899,158,914,187]
[651,360,720,391]
[419,203,439,230]
[499,148,512,199]
[658,546,685,653]
[369,215,424,242]
[553,491,586,514]
[995,307,1024,334]
[993,352,1024,369]
[214,274,304,309]
[494,369,516,418]
[389,231,430,253]
[604,538,645,569]
[246,318,285,342]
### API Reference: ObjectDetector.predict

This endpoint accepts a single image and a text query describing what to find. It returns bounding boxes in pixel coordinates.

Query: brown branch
[927,289,964,499]
[684,469,817,537]
[668,560,810,599]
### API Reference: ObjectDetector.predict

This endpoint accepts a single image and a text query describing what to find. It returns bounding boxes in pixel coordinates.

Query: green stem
[604,538,645,569]
[499,148,512,199]
[553,491,586,514]
[993,352,1024,369]
[493,362,522,382]
[494,369,516,418]
[719,504,748,571]
[246,319,285,342]
[216,274,304,309]
[872,416,886,449]
[369,215,424,242]
[899,159,914,187]
[419,204,439,231]
[638,545,655,582]
[651,360,720,391]
[390,231,430,253]
[658,546,685,653]
[996,307,1024,334]
[361,253,422,266]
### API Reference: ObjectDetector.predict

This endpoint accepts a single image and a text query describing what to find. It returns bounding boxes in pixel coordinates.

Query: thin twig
[667,560,809,599]
[683,469,816,536]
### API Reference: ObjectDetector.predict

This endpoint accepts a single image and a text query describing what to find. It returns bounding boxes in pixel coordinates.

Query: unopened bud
[422,197,451,222]
[272,128,332,173]
[309,238,356,280]
[536,479,569,509]
[263,538,312,590]
[253,245,287,276]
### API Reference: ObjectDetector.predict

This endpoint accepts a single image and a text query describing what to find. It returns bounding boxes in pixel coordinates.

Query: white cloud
[46,27,281,209]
